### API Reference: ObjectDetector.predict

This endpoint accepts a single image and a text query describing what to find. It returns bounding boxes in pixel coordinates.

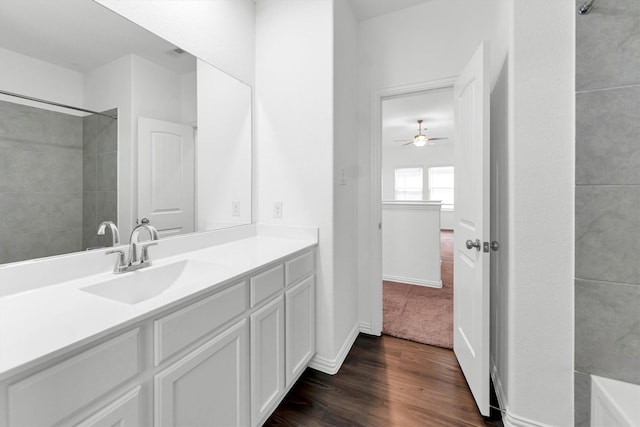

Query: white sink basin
[81,260,226,304]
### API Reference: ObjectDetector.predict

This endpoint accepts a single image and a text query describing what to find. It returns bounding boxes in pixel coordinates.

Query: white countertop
[0,235,316,381]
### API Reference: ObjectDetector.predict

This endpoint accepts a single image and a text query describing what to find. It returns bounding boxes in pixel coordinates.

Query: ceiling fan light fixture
[413,134,427,147]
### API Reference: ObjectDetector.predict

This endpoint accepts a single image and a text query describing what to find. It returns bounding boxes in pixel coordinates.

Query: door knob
[465,239,481,251]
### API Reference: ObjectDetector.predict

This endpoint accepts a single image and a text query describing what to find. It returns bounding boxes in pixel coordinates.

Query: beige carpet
[383,230,454,349]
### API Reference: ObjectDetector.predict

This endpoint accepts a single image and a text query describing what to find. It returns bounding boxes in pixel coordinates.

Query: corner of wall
[308,322,359,375]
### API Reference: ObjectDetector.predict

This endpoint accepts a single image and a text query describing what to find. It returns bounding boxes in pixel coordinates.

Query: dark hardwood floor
[266,334,503,426]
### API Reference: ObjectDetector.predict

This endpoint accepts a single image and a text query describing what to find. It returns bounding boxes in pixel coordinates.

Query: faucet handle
[137,241,158,263]
[106,249,127,273]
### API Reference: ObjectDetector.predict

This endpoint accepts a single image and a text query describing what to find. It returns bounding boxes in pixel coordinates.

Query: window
[428,166,454,210]
[394,167,423,201]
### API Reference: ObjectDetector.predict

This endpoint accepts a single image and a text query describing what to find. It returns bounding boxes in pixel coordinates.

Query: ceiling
[0,0,195,74]
[382,87,454,150]
[348,0,432,21]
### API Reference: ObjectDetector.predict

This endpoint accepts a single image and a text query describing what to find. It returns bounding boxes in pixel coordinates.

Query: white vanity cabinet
[153,280,250,427]
[250,250,316,426]
[285,275,315,388]
[3,329,142,427]
[0,246,316,427]
[75,386,142,427]
[155,319,249,427]
[251,296,285,426]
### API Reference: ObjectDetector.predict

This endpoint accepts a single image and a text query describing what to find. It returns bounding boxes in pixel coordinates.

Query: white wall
[180,71,197,126]
[94,0,255,85]
[505,1,574,425]
[356,0,510,337]
[197,60,252,230]
[255,0,339,367]
[382,202,441,287]
[0,47,84,112]
[332,0,360,362]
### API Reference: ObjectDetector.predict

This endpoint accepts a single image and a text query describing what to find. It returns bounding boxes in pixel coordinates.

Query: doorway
[380,86,456,349]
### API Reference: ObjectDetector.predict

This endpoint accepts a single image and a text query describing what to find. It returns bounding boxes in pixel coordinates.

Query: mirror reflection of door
[138,117,195,238]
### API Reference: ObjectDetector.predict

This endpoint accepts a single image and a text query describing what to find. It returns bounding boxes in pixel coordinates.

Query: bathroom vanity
[0,227,317,427]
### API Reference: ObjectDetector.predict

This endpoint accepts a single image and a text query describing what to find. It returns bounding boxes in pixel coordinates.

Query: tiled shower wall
[0,100,118,264]
[82,110,118,249]
[0,100,83,264]
[574,0,640,425]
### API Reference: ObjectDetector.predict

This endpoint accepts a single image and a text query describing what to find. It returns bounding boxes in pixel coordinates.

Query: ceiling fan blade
[402,141,414,146]
[427,137,449,141]
[394,139,412,142]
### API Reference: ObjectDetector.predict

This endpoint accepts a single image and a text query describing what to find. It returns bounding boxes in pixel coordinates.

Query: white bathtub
[591,375,640,427]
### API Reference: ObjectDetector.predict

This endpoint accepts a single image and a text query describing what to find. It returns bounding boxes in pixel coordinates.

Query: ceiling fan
[396,119,448,147]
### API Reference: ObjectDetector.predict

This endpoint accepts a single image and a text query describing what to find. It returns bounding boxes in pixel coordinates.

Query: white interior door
[138,117,195,238]
[453,41,491,416]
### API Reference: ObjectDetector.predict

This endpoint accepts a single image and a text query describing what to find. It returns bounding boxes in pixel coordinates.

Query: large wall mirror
[0,0,252,265]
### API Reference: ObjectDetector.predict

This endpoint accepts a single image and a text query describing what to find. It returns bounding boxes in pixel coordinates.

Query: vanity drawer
[8,328,140,427]
[250,264,284,307]
[285,251,314,286]
[154,281,247,364]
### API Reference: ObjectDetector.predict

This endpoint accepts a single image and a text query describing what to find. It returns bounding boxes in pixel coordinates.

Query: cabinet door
[250,296,285,427]
[154,319,249,427]
[8,329,140,427]
[285,275,315,387]
[76,387,141,427]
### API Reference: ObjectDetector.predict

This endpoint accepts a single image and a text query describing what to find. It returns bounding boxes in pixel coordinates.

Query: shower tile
[44,147,83,194]
[83,114,98,156]
[0,193,82,263]
[0,100,49,144]
[0,143,32,192]
[83,154,97,192]
[576,0,640,91]
[575,279,640,385]
[96,191,118,224]
[575,185,640,285]
[97,152,117,191]
[576,87,640,185]
[83,191,97,250]
[97,114,117,154]
[47,192,82,248]
[574,371,591,427]
[48,111,82,148]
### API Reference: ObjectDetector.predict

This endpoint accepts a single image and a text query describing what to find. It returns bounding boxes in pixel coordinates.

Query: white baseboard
[382,274,442,288]
[308,322,359,375]
[491,361,550,427]
[358,321,379,335]
[502,413,551,427]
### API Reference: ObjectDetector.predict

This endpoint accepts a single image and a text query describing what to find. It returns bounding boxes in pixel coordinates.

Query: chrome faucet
[128,218,159,266]
[106,218,159,273]
[97,221,120,246]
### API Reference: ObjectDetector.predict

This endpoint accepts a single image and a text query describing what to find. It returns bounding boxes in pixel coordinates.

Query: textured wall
[82,110,118,250]
[0,100,82,263]
[574,0,640,425]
